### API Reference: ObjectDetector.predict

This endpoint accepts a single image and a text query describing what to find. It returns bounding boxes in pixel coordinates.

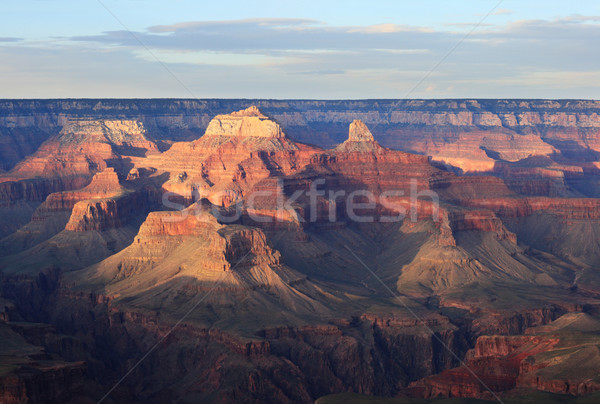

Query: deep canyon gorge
[1,99,600,403]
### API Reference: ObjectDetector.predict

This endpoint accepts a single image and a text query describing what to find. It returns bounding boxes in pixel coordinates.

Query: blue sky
[1,0,599,98]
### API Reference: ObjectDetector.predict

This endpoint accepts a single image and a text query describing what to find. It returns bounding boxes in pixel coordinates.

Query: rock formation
[205,105,285,139]
[334,120,381,153]
[1,119,157,181]
[153,106,316,207]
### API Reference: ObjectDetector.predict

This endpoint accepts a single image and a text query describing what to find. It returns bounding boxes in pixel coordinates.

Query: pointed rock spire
[348,120,375,142]
[335,120,382,152]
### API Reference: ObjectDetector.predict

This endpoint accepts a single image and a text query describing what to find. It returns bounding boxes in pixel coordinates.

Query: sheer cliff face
[3,104,600,403]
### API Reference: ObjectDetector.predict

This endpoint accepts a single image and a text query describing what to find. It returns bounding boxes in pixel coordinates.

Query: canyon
[1,100,600,403]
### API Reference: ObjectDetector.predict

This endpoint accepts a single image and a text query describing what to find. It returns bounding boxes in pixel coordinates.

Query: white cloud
[148,18,321,33]
[348,23,434,34]
[476,8,513,17]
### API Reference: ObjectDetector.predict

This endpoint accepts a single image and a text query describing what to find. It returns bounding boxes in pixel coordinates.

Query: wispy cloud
[0,37,22,42]
[294,69,345,75]
[444,22,494,28]
[72,18,443,55]
[347,23,434,34]
[476,8,513,17]
[564,14,600,22]
[148,18,322,33]
[3,15,600,98]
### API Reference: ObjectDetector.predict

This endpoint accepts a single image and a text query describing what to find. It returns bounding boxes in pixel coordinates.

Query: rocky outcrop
[334,120,381,153]
[63,185,159,233]
[57,119,157,151]
[447,210,516,243]
[0,168,127,257]
[38,167,122,213]
[41,169,126,232]
[405,313,600,399]
[348,119,375,142]
[0,119,157,182]
[155,107,317,208]
[65,197,128,231]
[205,106,285,139]
[219,226,281,269]
[135,208,219,238]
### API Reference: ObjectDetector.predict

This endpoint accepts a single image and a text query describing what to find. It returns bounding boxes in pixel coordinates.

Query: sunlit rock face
[154,106,311,208]
[204,106,285,139]
[5,119,158,178]
[334,120,382,153]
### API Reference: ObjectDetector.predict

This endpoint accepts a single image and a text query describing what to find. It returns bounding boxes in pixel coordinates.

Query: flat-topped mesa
[204,106,285,139]
[1,119,158,185]
[335,120,382,152]
[59,119,156,148]
[59,119,156,149]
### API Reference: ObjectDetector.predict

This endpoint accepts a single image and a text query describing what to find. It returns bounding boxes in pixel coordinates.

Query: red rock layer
[65,197,131,231]
[135,209,217,237]
[36,167,122,214]
[219,226,281,269]
[447,210,516,243]
[462,197,600,219]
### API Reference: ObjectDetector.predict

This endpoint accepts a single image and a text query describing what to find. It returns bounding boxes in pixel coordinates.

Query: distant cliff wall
[2,99,600,170]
